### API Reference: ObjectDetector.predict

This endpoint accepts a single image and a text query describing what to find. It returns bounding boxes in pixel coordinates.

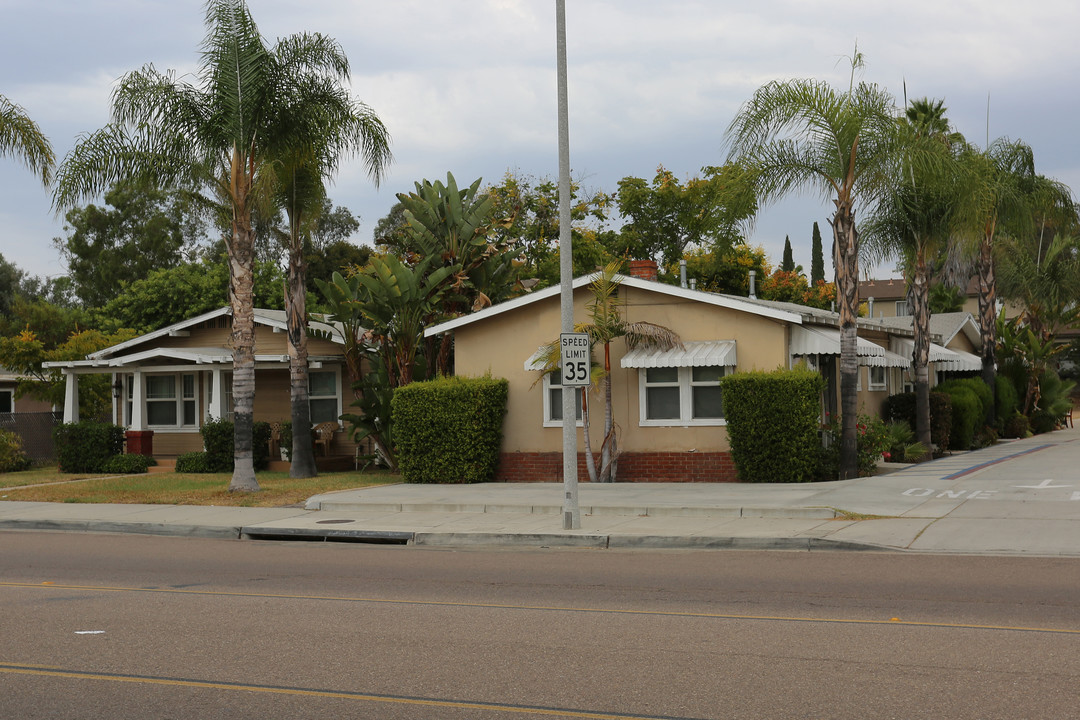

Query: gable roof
[424,273,806,337]
[874,312,982,349]
[87,307,345,361]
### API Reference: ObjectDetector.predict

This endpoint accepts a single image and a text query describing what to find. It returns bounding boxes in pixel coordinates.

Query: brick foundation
[495,451,737,483]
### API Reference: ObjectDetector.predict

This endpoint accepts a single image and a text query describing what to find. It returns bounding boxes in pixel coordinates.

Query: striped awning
[789,326,889,358]
[891,338,983,372]
[861,349,912,369]
[620,340,736,368]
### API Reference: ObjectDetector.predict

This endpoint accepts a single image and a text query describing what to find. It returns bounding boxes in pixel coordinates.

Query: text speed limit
[560,332,591,386]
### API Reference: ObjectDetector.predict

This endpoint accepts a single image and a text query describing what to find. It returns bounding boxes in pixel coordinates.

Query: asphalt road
[2,532,1079,719]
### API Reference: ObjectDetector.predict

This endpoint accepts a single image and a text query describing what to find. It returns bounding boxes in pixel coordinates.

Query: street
[2,532,1079,719]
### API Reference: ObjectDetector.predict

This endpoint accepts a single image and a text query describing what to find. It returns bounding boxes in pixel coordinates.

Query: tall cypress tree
[810,222,825,284]
[781,235,795,272]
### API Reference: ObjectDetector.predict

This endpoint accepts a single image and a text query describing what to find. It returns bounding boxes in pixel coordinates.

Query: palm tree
[273,88,390,479]
[725,50,899,478]
[535,263,681,482]
[957,138,1035,425]
[53,0,369,492]
[863,98,963,456]
[1,96,54,185]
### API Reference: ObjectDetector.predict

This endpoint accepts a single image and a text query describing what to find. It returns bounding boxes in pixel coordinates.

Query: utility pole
[556,0,579,529]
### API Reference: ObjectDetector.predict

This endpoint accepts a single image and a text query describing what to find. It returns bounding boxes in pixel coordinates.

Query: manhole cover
[315,519,356,525]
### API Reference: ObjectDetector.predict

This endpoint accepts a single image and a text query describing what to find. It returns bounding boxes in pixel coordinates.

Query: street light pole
[556,0,580,530]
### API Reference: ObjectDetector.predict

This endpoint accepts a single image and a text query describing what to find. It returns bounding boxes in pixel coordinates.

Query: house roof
[424,273,806,338]
[890,337,983,372]
[86,307,345,361]
[874,312,982,349]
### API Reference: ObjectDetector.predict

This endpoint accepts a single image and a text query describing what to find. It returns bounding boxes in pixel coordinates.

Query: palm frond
[0,95,55,185]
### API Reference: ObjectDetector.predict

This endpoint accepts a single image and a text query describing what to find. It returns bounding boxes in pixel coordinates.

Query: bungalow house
[424,268,933,483]
[42,307,356,460]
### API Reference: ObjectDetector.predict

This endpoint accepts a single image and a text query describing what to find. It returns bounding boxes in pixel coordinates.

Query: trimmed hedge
[0,429,32,473]
[719,366,824,483]
[53,422,125,473]
[936,379,987,451]
[883,391,952,453]
[392,375,509,484]
[995,376,1019,430]
[102,454,157,474]
[198,418,273,472]
[175,451,213,473]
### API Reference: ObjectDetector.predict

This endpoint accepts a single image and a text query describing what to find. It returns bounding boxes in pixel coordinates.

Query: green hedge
[199,418,272,472]
[53,422,126,473]
[102,454,157,474]
[719,366,824,483]
[995,376,1019,430]
[392,375,509,484]
[935,381,982,450]
[175,451,213,473]
[883,391,952,453]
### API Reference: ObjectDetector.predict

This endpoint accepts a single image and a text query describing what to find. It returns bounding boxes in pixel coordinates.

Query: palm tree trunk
[911,252,933,459]
[598,342,616,482]
[977,233,997,427]
[286,243,318,478]
[227,221,260,493]
[580,389,598,482]
[832,203,860,480]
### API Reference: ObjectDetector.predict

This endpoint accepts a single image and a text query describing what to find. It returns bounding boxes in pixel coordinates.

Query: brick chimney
[628,259,658,282]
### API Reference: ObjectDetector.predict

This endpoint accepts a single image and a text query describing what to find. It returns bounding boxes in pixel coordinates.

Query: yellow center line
[2,581,1078,635]
[0,663,678,720]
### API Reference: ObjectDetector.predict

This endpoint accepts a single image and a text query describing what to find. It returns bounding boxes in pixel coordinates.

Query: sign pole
[555,0,579,529]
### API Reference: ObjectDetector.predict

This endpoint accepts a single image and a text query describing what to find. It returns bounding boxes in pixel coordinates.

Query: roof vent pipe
[680,259,688,288]
[867,296,874,318]
[748,270,756,299]
[689,278,697,291]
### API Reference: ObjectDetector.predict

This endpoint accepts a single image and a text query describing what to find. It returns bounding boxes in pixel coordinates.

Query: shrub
[175,451,214,473]
[883,391,952,454]
[1030,371,1076,434]
[819,414,891,478]
[198,418,272,471]
[937,384,981,450]
[882,420,927,463]
[1002,413,1030,439]
[102,454,157,474]
[995,376,1019,431]
[252,421,272,470]
[53,421,125,473]
[392,375,509,483]
[720,366,824,483]
[0,429,32,473]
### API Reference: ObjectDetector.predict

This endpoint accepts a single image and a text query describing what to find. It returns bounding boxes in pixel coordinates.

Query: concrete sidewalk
[1,423,1078,555]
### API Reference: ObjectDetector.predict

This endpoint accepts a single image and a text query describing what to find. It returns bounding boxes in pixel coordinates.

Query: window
[895,301,911,317]
[145,373,198,428]
[0,389,12,413]
[309,370,339,424]
[543,371,583,426]
[868,366,887,392]
[639,365,726,426]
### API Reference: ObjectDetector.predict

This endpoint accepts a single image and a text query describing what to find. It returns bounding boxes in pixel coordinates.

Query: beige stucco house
[425,271,946,482]
[43,307,354,458]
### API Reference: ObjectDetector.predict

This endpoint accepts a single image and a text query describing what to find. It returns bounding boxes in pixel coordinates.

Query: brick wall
[495,451,737,483]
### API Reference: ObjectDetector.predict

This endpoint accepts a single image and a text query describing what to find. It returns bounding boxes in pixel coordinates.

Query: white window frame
[867,365,888,392]
[308,367,342,425]
[542,371,584,427]
[143,372,200,431]
[638,366,727,427]
[895,300,911,317]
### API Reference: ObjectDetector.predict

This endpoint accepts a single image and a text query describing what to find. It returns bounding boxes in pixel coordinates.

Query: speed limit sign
[560,333,591,386]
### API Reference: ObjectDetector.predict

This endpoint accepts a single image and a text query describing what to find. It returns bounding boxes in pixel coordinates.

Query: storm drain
[241,524,413,544]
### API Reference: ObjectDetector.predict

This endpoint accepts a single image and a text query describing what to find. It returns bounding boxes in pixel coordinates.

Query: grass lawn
[0,467,399,507]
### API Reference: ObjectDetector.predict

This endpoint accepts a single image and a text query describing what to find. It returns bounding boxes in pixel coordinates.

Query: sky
[3,0,1080,285]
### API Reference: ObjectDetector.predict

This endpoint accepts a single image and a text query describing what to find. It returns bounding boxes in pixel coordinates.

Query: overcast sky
[3,0,1079,285]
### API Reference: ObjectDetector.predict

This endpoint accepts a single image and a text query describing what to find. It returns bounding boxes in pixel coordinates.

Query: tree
[53,180,207,307]
[862,97,964,457]
[535,263,681,482]
[810,222,825,284]
[725,49,900,479]
[53,0,367,492]
[682,244,770,296]
[781,235,795,271]
[615,163,757,265]
[0,95,54,185]
[271,78,390,480]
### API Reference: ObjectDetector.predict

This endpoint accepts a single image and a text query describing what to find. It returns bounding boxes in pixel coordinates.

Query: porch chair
[268,421,283,458]
[313,421,338,456]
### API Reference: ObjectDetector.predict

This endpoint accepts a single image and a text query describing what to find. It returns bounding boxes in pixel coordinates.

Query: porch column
[62,370,79,423]
[130,369,146,430]
[210,367,227,420]
[111,372,122,426]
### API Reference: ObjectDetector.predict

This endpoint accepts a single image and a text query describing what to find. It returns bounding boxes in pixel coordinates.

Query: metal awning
[891,338,982,372]
[861,349,912,369]
[789,326,888,357]
[621,340,736,368]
